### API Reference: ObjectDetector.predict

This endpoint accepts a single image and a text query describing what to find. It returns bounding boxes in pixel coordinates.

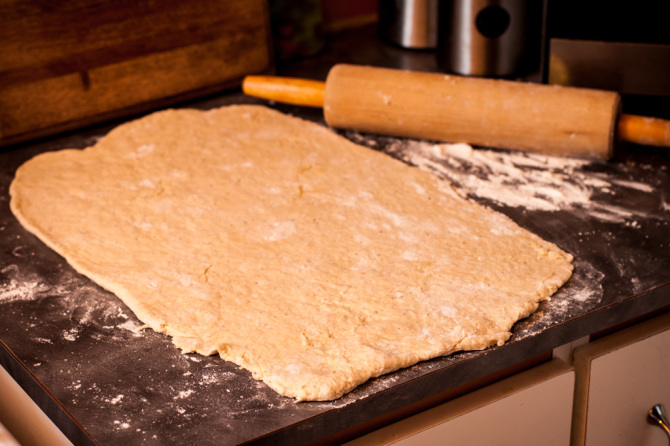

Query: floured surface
[367,135,668,223]
[9,105,573,401]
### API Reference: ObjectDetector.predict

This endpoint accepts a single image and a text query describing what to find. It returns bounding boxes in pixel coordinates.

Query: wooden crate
[0,0,274,147]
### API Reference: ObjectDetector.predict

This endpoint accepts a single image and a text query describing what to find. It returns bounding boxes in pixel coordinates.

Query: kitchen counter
[1,25,669,445]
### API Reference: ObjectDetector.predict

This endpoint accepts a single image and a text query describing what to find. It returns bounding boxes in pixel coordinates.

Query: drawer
[348,359,574,446]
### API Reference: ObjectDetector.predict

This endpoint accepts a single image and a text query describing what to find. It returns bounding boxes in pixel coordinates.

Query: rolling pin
[242,64,670,159]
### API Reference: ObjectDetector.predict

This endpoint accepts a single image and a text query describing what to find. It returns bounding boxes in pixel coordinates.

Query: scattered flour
[116,319,145,333]
[513,259,605,341]
[113,420,131,429]
[0,278,50,302]
[62,328,79,341]
[176,389,194,399]
[346,133,666,223]
[0,265,52,302]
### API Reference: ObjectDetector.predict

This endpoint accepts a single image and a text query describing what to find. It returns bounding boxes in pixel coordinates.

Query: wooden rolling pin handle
[242,76,325,108]
[618,114,670,148]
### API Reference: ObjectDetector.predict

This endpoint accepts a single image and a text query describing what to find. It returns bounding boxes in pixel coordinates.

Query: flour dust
[345,132,668,224]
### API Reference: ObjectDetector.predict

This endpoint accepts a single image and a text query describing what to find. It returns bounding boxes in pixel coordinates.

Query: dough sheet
[10,105,573,400]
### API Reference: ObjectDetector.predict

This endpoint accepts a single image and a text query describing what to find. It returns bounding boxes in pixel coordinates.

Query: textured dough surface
[10,105,573,401]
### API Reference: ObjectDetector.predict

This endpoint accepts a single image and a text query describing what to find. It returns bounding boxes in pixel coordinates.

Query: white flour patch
[198,373,220,386]
[609,178,655,192]
[139,179,155,188]
[125,144,155,159]
[176,389,194,399]
[62,328,80,341]
[109,395,124,405]
[113,420,131,429]
[0,264,86,305]
[0,278,51,302]
[264,220,296,242]
[405,142,600,210]
[0,265,52,302]
[116,319,145,333]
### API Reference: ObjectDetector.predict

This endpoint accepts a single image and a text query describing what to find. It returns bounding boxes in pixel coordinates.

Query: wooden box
[0,0,274,147]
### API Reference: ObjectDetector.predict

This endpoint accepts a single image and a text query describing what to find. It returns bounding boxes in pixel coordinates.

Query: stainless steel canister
[437,0,546,78]
[379,0,439,49]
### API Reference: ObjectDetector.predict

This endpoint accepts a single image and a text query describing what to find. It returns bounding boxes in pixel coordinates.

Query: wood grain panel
[0,0,273,146]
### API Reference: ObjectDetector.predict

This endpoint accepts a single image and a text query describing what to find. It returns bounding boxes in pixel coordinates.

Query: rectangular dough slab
[9,105,573,401]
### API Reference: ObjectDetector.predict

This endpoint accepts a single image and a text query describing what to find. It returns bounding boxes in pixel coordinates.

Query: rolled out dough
[10,105,573,401]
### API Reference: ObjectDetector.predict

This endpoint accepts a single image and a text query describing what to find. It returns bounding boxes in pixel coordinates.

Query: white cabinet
[347,360,575,446]
[572,312,670,446]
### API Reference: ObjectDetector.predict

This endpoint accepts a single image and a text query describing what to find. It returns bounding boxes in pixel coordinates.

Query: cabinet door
[573,312,670,446]
[348,360,574,446]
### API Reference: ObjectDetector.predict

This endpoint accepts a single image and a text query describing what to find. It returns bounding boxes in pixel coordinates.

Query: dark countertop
[1,25,669,445]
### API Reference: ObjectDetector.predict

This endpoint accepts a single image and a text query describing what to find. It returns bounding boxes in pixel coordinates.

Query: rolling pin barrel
[243,64,670,159]
[323,64,621,159]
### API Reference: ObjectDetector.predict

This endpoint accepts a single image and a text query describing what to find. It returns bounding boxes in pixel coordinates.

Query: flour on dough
[9,105,573,401]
